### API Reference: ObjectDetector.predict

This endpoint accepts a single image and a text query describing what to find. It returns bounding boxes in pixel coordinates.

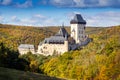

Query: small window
[81,31,83,34]
[41,49,43,53]
[43,46,47,49]
[84,27,85,29]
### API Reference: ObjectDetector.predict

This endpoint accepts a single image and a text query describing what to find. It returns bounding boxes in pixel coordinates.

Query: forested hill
[0,24,120,80]
[41,26,120,79]
[0,24,106,51]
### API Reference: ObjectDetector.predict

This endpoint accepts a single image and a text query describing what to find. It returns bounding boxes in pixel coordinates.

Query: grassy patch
[0,67,63,80]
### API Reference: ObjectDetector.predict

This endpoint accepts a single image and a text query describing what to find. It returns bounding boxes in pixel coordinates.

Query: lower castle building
[18,14,91,56]
[37,26,69,56]
[18,44,35,55]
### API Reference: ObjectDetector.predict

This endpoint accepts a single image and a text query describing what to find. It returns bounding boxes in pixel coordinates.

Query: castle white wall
[71,24,86,43]
[37,41,68,56]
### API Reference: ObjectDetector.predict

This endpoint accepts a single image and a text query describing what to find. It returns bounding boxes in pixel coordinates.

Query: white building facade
[38,40,68,56]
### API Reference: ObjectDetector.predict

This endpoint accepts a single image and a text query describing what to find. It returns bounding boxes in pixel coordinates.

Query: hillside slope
[0,24,119,80]
[0,67,63,80]
[41,26,120,80]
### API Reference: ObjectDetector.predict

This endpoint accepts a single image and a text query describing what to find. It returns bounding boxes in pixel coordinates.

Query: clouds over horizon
[49,0,120,8]
[0,16,4,22]
[0,12,4,23]
[0,11,119,27]
[0,0,33,8]
[86,11,120,26]
[0,0,120,27]
[0,0,120,8]
[14,0,32,8]
[7,14,60,26]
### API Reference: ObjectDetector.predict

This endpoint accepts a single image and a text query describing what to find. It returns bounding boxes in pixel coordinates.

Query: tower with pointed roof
[70,14,86,43]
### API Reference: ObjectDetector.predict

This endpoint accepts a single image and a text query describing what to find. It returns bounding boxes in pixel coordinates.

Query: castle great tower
[70,14,86,43]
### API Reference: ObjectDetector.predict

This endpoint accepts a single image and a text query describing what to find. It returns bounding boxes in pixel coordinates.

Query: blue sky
[0,0,120,27]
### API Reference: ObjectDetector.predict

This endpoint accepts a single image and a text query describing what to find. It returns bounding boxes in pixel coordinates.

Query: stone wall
[37,41,68,56]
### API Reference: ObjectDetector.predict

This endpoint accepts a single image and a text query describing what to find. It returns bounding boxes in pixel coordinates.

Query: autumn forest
[0,24,120,80]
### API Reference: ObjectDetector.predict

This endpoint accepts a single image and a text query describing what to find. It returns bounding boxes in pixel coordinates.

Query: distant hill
[0,24,108,51]
[0,67,63,80]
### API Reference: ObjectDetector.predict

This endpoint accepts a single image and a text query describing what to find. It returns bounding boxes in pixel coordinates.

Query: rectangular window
[81,31,83,34]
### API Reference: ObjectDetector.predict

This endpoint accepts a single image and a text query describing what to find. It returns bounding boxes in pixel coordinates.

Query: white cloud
[0,0,12,5]
[8,14,59,26]
[21,19,37,24]
[0,16,4,23]
[33,14,46,18]
[44,18,55,25]
[10,16,37,25]
[31,14,46,20]
[73,0,85,7]
[40,0,48,5]
[11,16,20,22]
[50,0,75,6]
[5,11,120,27]
[86,11,120,26]
[49,0,120,8]
[15,0,32,8]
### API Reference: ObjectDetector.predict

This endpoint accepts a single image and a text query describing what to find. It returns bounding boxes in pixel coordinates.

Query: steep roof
[44,36,66,44]
[55,26,69,37]
[40,26,69,44]
[18,44,34,49]
[70,14,86,24]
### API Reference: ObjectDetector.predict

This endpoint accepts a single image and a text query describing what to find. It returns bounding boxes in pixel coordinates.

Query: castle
[18,14,91,56]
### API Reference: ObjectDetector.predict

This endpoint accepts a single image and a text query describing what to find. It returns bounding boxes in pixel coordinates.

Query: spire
[55,23,69,38]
